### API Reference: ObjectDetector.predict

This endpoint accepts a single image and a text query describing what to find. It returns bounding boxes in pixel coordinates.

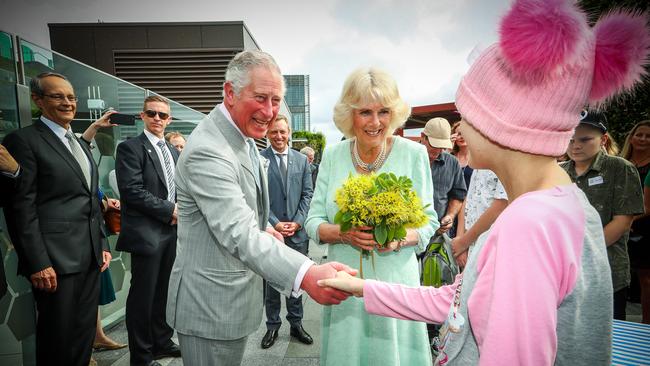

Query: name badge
[588,176,604,186]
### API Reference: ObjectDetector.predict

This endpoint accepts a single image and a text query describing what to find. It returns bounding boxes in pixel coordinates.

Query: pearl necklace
[352,139,387,172]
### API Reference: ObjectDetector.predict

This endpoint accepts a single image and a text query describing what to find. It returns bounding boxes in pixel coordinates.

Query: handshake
[301,263,366,304]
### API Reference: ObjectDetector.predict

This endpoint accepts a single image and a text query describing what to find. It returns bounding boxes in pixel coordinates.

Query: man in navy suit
[115,96,180,366]
[3,72,110,366]
[260,115,314,349]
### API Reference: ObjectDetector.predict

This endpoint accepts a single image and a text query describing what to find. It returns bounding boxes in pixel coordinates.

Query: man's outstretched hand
[301,262,358,305]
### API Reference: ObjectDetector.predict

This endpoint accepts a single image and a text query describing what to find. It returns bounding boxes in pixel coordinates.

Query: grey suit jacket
[261,147,313,245]
[166,106,309,340]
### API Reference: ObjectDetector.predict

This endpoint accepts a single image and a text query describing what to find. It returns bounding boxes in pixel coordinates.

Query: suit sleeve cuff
[292,259,315,297]
[1,166,20,178]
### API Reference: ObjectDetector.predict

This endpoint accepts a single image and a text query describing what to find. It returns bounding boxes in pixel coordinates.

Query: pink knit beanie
[455,0,650,156]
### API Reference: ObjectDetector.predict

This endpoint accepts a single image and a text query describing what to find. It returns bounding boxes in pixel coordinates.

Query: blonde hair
[332,67,410,138]
[602,132,619,156]
[143,95,170,111]
[621,120,650,160]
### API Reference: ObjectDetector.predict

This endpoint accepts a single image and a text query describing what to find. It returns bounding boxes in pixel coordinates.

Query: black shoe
[152,343,181,359]
[261,329,279,349]
[290,325,313,345]
[146,362,163,366]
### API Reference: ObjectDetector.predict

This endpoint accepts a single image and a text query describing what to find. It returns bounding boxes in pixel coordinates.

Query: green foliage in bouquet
[334,172,429,247]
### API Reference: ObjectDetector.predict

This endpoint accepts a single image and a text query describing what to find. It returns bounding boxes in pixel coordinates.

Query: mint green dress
[305,137,438,366]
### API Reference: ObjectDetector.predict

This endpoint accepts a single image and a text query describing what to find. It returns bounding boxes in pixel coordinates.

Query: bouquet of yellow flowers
[334,172,430,277]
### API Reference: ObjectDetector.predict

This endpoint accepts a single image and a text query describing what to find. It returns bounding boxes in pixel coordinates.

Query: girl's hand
[317,271,365,297]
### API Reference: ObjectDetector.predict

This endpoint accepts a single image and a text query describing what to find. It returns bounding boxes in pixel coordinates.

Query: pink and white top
[364,184,612,365]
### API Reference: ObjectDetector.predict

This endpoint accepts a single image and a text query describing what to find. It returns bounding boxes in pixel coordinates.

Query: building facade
[283,74,310,132]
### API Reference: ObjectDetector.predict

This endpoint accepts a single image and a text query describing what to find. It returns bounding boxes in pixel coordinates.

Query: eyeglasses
[144,110,170,120]
[569,136,596,144]
[42,93,78,102]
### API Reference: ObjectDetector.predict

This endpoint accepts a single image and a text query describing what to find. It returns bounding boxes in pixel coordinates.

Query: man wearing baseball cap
[562,110,643,320]
[421,117,467,235]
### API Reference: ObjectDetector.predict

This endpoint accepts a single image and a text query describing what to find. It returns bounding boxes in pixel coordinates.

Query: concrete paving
[94,243,329,366]
[93,241,643,365]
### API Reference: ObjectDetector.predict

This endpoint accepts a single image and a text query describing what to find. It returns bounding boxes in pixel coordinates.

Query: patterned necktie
[276,153,287,189]
[247,139,261,187]
[157,140,176,202]
[64,129,91,187]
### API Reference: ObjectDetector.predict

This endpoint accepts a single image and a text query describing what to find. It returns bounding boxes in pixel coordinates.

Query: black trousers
[614,287,628,321]
[32,263,100,366]
[265,240,308,330]
[126,233,176,365]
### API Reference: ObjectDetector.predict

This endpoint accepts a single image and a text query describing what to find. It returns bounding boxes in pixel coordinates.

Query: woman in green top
[305,68,439,365]
[562,110,644,320]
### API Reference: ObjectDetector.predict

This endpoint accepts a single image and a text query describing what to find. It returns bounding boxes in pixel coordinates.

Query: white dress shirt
[143,128,176,192]
[271,145,289,171]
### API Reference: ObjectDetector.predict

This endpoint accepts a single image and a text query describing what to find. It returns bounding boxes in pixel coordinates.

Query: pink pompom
[499,0,589,80]
[589,11,650,104]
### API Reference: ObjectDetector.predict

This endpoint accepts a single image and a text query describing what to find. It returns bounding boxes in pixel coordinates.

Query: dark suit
[260,147,313,330]
[0,171,19,299]
[2,118,107,366]
[115,132,178,365]
[310,163,319,188]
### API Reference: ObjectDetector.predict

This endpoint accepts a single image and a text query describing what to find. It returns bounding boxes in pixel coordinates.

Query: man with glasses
[115,96,181,366]
[2,72,111,366]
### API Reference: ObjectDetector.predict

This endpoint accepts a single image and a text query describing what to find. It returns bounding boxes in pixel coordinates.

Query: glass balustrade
[1,32,206,365]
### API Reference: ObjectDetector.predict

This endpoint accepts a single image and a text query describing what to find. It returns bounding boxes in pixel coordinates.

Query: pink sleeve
[467,202,581,366]
[363,276,460,324]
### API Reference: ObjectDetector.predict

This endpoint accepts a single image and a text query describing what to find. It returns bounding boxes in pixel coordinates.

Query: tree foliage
[578,0,650,144]
[292,130,326,163]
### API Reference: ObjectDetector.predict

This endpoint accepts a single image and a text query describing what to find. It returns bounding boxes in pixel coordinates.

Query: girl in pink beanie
[319,0,650,364]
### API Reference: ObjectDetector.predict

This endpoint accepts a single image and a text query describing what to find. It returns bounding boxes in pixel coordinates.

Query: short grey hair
[300,146,315,156]
[30,72,69,96]
[223,50,285,97]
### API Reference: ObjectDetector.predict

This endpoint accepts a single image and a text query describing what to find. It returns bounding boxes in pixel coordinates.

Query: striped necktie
[64,129,91,187]
[157,140,176,202]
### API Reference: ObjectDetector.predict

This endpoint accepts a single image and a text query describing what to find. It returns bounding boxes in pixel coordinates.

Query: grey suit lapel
[213,109,259,189]
[211,107,271,226]
[286,149,297,195]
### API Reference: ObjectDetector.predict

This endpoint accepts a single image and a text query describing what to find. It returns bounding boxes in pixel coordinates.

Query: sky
[1,0,512,144]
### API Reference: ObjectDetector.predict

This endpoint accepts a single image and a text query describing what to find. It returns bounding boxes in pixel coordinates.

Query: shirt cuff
[1,166,20,178]
[292,259,315,297]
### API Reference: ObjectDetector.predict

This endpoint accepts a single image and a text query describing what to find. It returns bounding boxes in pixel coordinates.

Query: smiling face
[141,101,171,139]
[567,125,605,164]
[267,117,290,152]
[352,102,391,149]
[224,66,284,140]
[32,76,77,127]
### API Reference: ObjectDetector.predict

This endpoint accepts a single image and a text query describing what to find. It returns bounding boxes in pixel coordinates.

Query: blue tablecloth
[612,319,650,365]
